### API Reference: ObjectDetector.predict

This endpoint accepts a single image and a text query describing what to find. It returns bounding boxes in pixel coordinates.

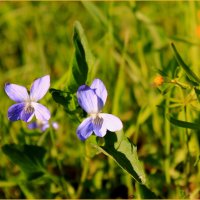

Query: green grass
[0,1,199,199]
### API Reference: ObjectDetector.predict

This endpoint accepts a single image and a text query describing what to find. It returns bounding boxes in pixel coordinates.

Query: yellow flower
[153,75,164,87]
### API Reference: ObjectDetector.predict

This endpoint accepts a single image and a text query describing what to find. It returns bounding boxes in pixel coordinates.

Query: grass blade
[167,114,200,130]
[171,43,200,85]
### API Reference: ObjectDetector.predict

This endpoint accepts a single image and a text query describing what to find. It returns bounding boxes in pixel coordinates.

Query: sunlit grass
[0,1,199,199]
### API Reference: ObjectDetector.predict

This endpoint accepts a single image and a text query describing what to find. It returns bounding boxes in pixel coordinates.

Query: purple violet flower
[5,75,51,122]
[76,78,123,140]
[28,120,58,132]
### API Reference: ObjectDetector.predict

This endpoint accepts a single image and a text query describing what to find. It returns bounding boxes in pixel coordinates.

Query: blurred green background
[0,1,199,199]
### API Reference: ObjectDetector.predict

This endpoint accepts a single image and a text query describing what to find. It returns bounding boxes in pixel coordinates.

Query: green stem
[76,145,90,198]
[184,106,190,193]
[125,174,134,198]
[18,182,35,199]
[164,92,171,184]
[189,0,199,75]
[170,79,190,90]
[0,181,17,187]
[37,129,49,146]
[49,128,70,198]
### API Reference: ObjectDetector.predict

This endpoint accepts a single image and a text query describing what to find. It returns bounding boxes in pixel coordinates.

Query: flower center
[91,114,103,128]
[25,103,34,114]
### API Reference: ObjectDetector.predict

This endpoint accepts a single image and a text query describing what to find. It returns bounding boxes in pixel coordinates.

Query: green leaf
[49,88,87,120]
[171,43,200,85]
[94,131,146,184]
[82,2,108,27]
[2,144,46,180]
[67,21,94,93]
[194,87,200,103]
[170,35,200,46]
[136,183,158,199]
[49,88,77,111]
[166,114,200,130]
[49,88,71,107]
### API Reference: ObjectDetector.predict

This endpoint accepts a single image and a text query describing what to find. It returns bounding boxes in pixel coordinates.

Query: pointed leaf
[92,131,146,184]
[67,21,94,93]
[136,183,158,199]
[167,114,200,130]
[2,144,46,180]
[171,43,200,85]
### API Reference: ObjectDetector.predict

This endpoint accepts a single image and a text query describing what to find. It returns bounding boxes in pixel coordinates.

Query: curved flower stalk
[76,78,123,140]
[5,75,51,122]
[28,120,58,132]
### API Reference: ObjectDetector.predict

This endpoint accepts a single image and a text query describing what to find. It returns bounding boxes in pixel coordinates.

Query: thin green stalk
[76,145,90,199]
[0,181,17,187]
[18,182,35,199]
[112,27,128,115]
[37,129,49,146]
[9,123,18,144]
[135,182,141,199]
[34,9,47,74]
[125,174,134,198]
[49,127,70,198]
[184,106,190,194]
[189,0,199,75]
[164,91,171,184]
[137,41,148,81]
